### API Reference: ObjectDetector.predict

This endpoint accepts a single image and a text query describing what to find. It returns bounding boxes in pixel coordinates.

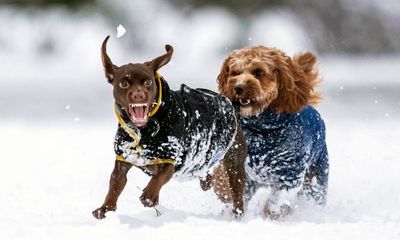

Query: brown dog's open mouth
[128,103,149,126]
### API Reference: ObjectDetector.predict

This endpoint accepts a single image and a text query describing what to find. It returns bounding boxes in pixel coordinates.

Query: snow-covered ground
[1,114,399,239]
[1,3,400,239]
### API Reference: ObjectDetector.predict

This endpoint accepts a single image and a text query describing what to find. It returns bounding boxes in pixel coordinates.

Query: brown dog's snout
[129,90,147,101]
[234,84,245,95]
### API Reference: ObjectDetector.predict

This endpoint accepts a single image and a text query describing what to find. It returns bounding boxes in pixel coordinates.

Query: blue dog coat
[238,105,329,203]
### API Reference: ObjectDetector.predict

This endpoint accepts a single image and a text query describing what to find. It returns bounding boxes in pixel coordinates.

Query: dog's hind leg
[218,128,247,215]
[301,145,329,205]
[244,176,261,202]
[92,160,132,219]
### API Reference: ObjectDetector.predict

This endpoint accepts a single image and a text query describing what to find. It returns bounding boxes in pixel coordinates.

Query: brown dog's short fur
[200,128,247,205]
[92,36,246,219]
[217,46,321,116]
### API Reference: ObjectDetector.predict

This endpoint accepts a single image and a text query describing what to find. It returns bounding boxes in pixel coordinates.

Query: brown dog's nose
[234,84,245,95]
[130,91,146,101]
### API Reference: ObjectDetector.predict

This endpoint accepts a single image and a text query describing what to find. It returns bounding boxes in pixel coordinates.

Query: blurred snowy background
[1,0,399,239]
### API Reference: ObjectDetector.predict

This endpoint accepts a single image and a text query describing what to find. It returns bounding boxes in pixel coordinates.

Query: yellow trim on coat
[148,72,163,117]
[116,155,174,166]
[114,105,141,147]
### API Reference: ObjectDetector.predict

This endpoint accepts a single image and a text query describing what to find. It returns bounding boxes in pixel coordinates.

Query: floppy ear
[145,45,173,72]
[270,54,312,113]
[217,56,231,96]
[292,51,322,106]
[293,51,317,75]
[101,35,118,84]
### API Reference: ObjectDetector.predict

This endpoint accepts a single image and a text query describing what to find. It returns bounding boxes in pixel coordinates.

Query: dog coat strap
[115,155,175,166]
[148,72,163,117]
[114,104,141,147]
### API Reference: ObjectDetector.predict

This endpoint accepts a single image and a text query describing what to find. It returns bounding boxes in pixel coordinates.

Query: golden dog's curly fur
[217,46,322,116]
[212,46,323,218]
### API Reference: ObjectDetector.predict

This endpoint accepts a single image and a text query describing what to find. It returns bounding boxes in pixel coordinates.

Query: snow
[0,2,399,239]
[116,24,126,38]
[1,116,399,239]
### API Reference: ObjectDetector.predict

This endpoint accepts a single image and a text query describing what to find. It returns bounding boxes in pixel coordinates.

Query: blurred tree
[168,0,400,54]
[3,0,398,54]
[1,0,95,8]
[168,0,288,16]
[291,0,398,54]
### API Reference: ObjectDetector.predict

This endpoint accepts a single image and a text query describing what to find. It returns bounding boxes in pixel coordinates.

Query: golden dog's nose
[234,84,245,95]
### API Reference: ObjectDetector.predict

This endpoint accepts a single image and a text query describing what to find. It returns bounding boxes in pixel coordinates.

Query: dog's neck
[148,75,173,119]
[147,72,164,118]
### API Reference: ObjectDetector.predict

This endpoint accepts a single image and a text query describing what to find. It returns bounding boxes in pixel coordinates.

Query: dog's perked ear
[101,35,118,84]
[145,45,173,72]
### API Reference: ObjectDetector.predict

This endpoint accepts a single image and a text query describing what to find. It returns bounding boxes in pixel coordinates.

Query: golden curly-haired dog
[217,46,321,115]
[212,46,328,219]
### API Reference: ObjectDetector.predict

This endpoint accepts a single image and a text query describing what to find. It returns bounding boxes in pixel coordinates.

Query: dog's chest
[239,106,325,185]
[114,114,186,166]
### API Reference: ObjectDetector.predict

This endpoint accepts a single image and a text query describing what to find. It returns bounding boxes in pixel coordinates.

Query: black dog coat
[114,75,237,178]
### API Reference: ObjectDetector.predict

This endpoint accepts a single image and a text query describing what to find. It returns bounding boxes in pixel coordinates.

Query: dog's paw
[199,174,213,191]
[140,187,159,207]
[232,207,244,218]
[218,205,244,220]
[232,208,245,221]
[92,205,116,220]
[263,201,292,220]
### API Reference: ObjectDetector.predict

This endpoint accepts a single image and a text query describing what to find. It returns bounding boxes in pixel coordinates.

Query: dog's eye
[119,80,130,89]
[143,79,152,87]
[230,70,240,76]
[253,69,264,78]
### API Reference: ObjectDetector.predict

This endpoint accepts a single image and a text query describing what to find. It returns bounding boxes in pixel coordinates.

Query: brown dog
[215,46,329,219]
[92,36,247,219]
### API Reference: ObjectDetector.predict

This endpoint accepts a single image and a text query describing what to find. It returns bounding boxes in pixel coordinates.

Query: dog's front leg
[222,129,247,216]
[92,161,132,219]
[140,163,174,207]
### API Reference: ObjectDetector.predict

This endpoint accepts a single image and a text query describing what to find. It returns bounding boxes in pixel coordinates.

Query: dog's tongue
[134,106,145,118]
[128,105,149,127]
